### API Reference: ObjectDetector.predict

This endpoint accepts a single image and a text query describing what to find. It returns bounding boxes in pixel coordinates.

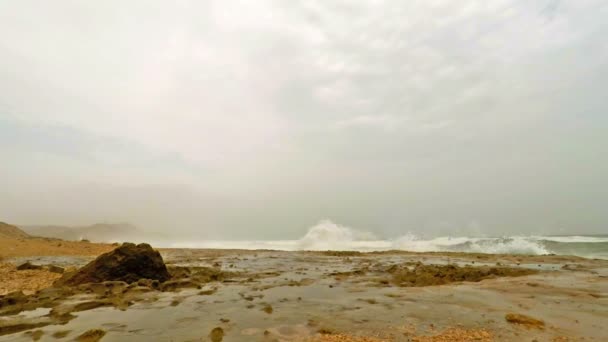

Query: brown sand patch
[0,237,112,259]
[0,262,62,295]
[411,327,493,342]
[309,334,387,342]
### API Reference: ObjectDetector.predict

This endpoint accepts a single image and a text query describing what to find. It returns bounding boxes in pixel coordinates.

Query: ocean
[156,221,608,260]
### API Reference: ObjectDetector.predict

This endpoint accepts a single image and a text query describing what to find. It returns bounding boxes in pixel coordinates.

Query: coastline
[1,237,607,341]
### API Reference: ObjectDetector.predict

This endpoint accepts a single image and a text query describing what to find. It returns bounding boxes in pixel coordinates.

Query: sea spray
[160,220,608,259]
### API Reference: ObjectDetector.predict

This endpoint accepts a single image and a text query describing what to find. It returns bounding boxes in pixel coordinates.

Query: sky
[1,0,607,239]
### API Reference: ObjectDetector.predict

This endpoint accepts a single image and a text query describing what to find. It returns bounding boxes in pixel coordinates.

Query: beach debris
[209,327,224,342]
[505,313,545,329]
[55,243,170,285]
[76,328,106,342]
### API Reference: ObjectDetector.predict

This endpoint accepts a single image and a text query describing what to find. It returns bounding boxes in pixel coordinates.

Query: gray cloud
[1,0,607,238]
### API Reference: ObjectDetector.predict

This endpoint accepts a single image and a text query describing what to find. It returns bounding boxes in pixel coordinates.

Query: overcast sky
[1,0,607,239]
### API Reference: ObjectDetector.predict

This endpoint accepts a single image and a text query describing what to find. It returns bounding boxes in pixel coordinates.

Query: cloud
[1,0,607,237]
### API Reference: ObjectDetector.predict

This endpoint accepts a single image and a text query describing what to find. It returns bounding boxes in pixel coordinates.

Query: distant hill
[0,221,31,239]
[21,223,144,243]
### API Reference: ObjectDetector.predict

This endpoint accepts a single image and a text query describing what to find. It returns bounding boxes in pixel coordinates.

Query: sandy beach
[1,237,607,341]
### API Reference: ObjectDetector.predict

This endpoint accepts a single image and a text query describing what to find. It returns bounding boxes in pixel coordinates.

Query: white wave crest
[530,235,608,243]
[392,234,475,252]
[464,237,550,255]
[392,235,550,255]
[296,220,387,251]
[155,219,606,259]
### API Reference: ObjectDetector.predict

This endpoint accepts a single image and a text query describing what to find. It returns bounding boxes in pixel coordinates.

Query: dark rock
[16,262,42,271]
[47,265,65,274]
[0,291,28,308]
[209,327,224,342]
[55,243,170,285]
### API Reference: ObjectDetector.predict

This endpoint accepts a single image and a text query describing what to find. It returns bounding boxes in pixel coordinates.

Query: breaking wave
[162,220,608,259]
[296,220,384,251]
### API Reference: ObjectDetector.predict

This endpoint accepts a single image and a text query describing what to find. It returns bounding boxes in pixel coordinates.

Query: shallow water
[2,250,607,341]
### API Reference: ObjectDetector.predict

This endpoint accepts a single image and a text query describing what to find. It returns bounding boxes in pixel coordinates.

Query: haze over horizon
[1,1,607,240]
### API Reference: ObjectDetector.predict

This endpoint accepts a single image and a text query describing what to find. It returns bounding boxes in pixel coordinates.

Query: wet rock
[209,327,224,342]
[391,264,537,287]
[189,267,227,283]
[160,279,200,292]
[136,278,160,289]
[0,291,27,308]
[168,266,191,279]
[47,265,65,274]
[16,262,43,271]
[198,288,217,296]
[125,286,153,294]
[35,287,69,301]
[76,328,106,342]
[52,330,71,338]
[505,313,545,329]
[55,243,170,285]
[73,300,112,312]
[262,304,273,314]
[0,322,49,336]
[23,329,44,341]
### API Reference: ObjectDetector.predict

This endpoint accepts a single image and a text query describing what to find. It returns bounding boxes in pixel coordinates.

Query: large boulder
[56,243,170,285]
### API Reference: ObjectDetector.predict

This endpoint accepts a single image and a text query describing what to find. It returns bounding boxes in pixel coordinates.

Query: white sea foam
[529,235,608,243]
[157,220,607,259]
[296,220,386,251]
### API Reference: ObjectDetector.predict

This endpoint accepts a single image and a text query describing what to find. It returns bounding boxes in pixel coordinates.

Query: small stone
[209,327,224,342]
[75,329,106,342]
[505,313,545,329]
[262,304,273,314]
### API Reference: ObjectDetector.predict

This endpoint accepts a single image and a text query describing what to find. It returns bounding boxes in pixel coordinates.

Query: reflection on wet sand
[1,246,607,341]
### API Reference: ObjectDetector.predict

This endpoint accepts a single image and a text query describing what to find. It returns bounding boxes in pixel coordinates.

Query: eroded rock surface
[55,243,170,285]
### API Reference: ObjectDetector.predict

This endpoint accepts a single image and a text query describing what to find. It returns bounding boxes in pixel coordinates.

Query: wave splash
[392,235,550,255]
[296,220,386,251]
[162,220,608,259]
[293,220,607,258]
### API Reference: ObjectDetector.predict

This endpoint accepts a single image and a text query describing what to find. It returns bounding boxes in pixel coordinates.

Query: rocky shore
[1,239,607,341]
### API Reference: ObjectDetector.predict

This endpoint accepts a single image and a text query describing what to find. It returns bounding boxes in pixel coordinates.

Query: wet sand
[0,237,112,295]
[1,243,607,341]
